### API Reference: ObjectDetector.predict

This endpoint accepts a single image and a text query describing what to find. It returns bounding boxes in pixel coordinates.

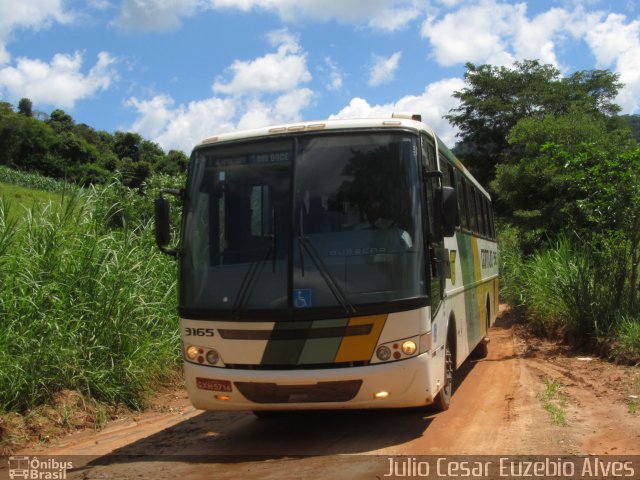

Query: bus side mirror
[155,188,181,257]
[441,186,458,237]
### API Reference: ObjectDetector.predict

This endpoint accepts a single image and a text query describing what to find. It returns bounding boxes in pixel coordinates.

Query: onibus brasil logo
[8,456,73,479]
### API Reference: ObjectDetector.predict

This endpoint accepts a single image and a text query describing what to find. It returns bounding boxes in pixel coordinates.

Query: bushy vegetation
[0,100,189,188]
[500,229,638,356]
[451,60,640,361]
[0,165,76,193]
[0,172,182,413]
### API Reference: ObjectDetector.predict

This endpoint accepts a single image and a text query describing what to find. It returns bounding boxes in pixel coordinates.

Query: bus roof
[195,116,432,148]
[195,115,490,199]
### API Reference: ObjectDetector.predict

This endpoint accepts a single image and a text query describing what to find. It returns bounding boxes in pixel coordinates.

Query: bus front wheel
[432,339,454,411]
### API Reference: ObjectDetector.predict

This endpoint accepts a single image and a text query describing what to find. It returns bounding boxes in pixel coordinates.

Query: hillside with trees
[0,100,189,187]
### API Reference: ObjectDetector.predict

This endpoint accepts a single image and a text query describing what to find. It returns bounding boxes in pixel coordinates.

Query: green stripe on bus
[261,321,313,365]
[457,233,480,343]
[298,318,350,364]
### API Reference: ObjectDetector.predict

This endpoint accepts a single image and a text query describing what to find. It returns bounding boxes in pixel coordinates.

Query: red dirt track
[10,306,640,479]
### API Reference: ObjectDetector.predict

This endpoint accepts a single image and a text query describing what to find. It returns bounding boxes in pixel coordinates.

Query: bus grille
[234,380,363,403]
[225,361,369,370]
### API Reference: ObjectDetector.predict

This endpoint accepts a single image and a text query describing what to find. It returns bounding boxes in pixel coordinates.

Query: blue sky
[0,0,638,153]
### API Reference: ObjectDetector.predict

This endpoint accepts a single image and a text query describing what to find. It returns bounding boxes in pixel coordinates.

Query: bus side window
[457,173,470,231]
[467,183,478,233]
[482,197,490,238]
[439,154,452,187]
[477,191,487,237]
[423,136,437,170]
[487,200,496,239]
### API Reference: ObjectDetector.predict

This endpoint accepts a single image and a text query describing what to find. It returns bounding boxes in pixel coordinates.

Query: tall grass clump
[615,316,640,362]
[0,184,180,413]
[499,226,527,316]
[500,231,622,346]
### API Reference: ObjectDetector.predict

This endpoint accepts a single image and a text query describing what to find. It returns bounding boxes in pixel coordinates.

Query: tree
[17,98,33,117]
[113,131,143,162]
[622,114,640,144]
[47,109,75,132]
[446,60,624,189]
[154,149,189,175]
[139,139,164,165]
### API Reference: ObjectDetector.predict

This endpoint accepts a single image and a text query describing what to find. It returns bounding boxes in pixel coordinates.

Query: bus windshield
[180,132,426,317]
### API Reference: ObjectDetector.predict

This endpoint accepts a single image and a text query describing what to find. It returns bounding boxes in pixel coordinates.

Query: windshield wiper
[231,245,273,318]
[298,207,356,315]
[233,207,279,317]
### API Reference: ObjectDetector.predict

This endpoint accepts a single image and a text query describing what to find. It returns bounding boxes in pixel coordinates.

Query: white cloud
[115,0,421,32]
[128,30,315,152]
[273,88,314,119]
[126,94,176,139]
[511,8,572,66]
[211,0,417,24]
[331,77,466,145]
[0,51,117,109]
[113,0,200,32]
[583,13,639,67]
[369,51,402,86]
[0,0,71,64]
[367,2,421,31]
[128,94,237,153]
[322,57,344,91]
[421,0,522,67]
[582,13,640,113]
[212,29,311,95]
[128,88,314,152]
[420,0,580,68]
[419,1,640,113]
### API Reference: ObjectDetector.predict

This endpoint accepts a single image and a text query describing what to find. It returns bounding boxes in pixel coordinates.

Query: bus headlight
[401,340,417,356]
[186,345,199,360]
[206,349,220,365]
[373,336,421,363]
[376,346,392,361]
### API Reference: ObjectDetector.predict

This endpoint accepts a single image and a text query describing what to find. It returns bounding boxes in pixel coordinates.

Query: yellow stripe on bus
[335,314,387,363]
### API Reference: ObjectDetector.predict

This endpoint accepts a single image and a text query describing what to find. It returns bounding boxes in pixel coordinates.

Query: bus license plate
[196,377,232,392]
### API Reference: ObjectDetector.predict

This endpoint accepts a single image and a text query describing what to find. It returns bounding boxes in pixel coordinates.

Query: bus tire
[432,336,454,411]
[471,301,491,359]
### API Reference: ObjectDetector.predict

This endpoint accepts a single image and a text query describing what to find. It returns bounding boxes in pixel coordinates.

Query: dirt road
[10,308,640,479]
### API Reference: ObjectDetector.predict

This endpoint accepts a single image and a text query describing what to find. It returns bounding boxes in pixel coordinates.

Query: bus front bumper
[183,352,441,411]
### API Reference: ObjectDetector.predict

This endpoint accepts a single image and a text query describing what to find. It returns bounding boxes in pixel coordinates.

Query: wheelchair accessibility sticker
[294,289,312,308]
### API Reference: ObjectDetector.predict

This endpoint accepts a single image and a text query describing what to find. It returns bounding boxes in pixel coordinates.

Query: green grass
[627,375,640,415]
[541,377,568,426]
[0,180,181,413]
[0,166,75,193]
[615,317,640,362]
[0,182,64,222]
[500,229,639,360]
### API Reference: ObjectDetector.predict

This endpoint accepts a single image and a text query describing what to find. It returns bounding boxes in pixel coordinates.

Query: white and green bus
[155,113,498,414]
